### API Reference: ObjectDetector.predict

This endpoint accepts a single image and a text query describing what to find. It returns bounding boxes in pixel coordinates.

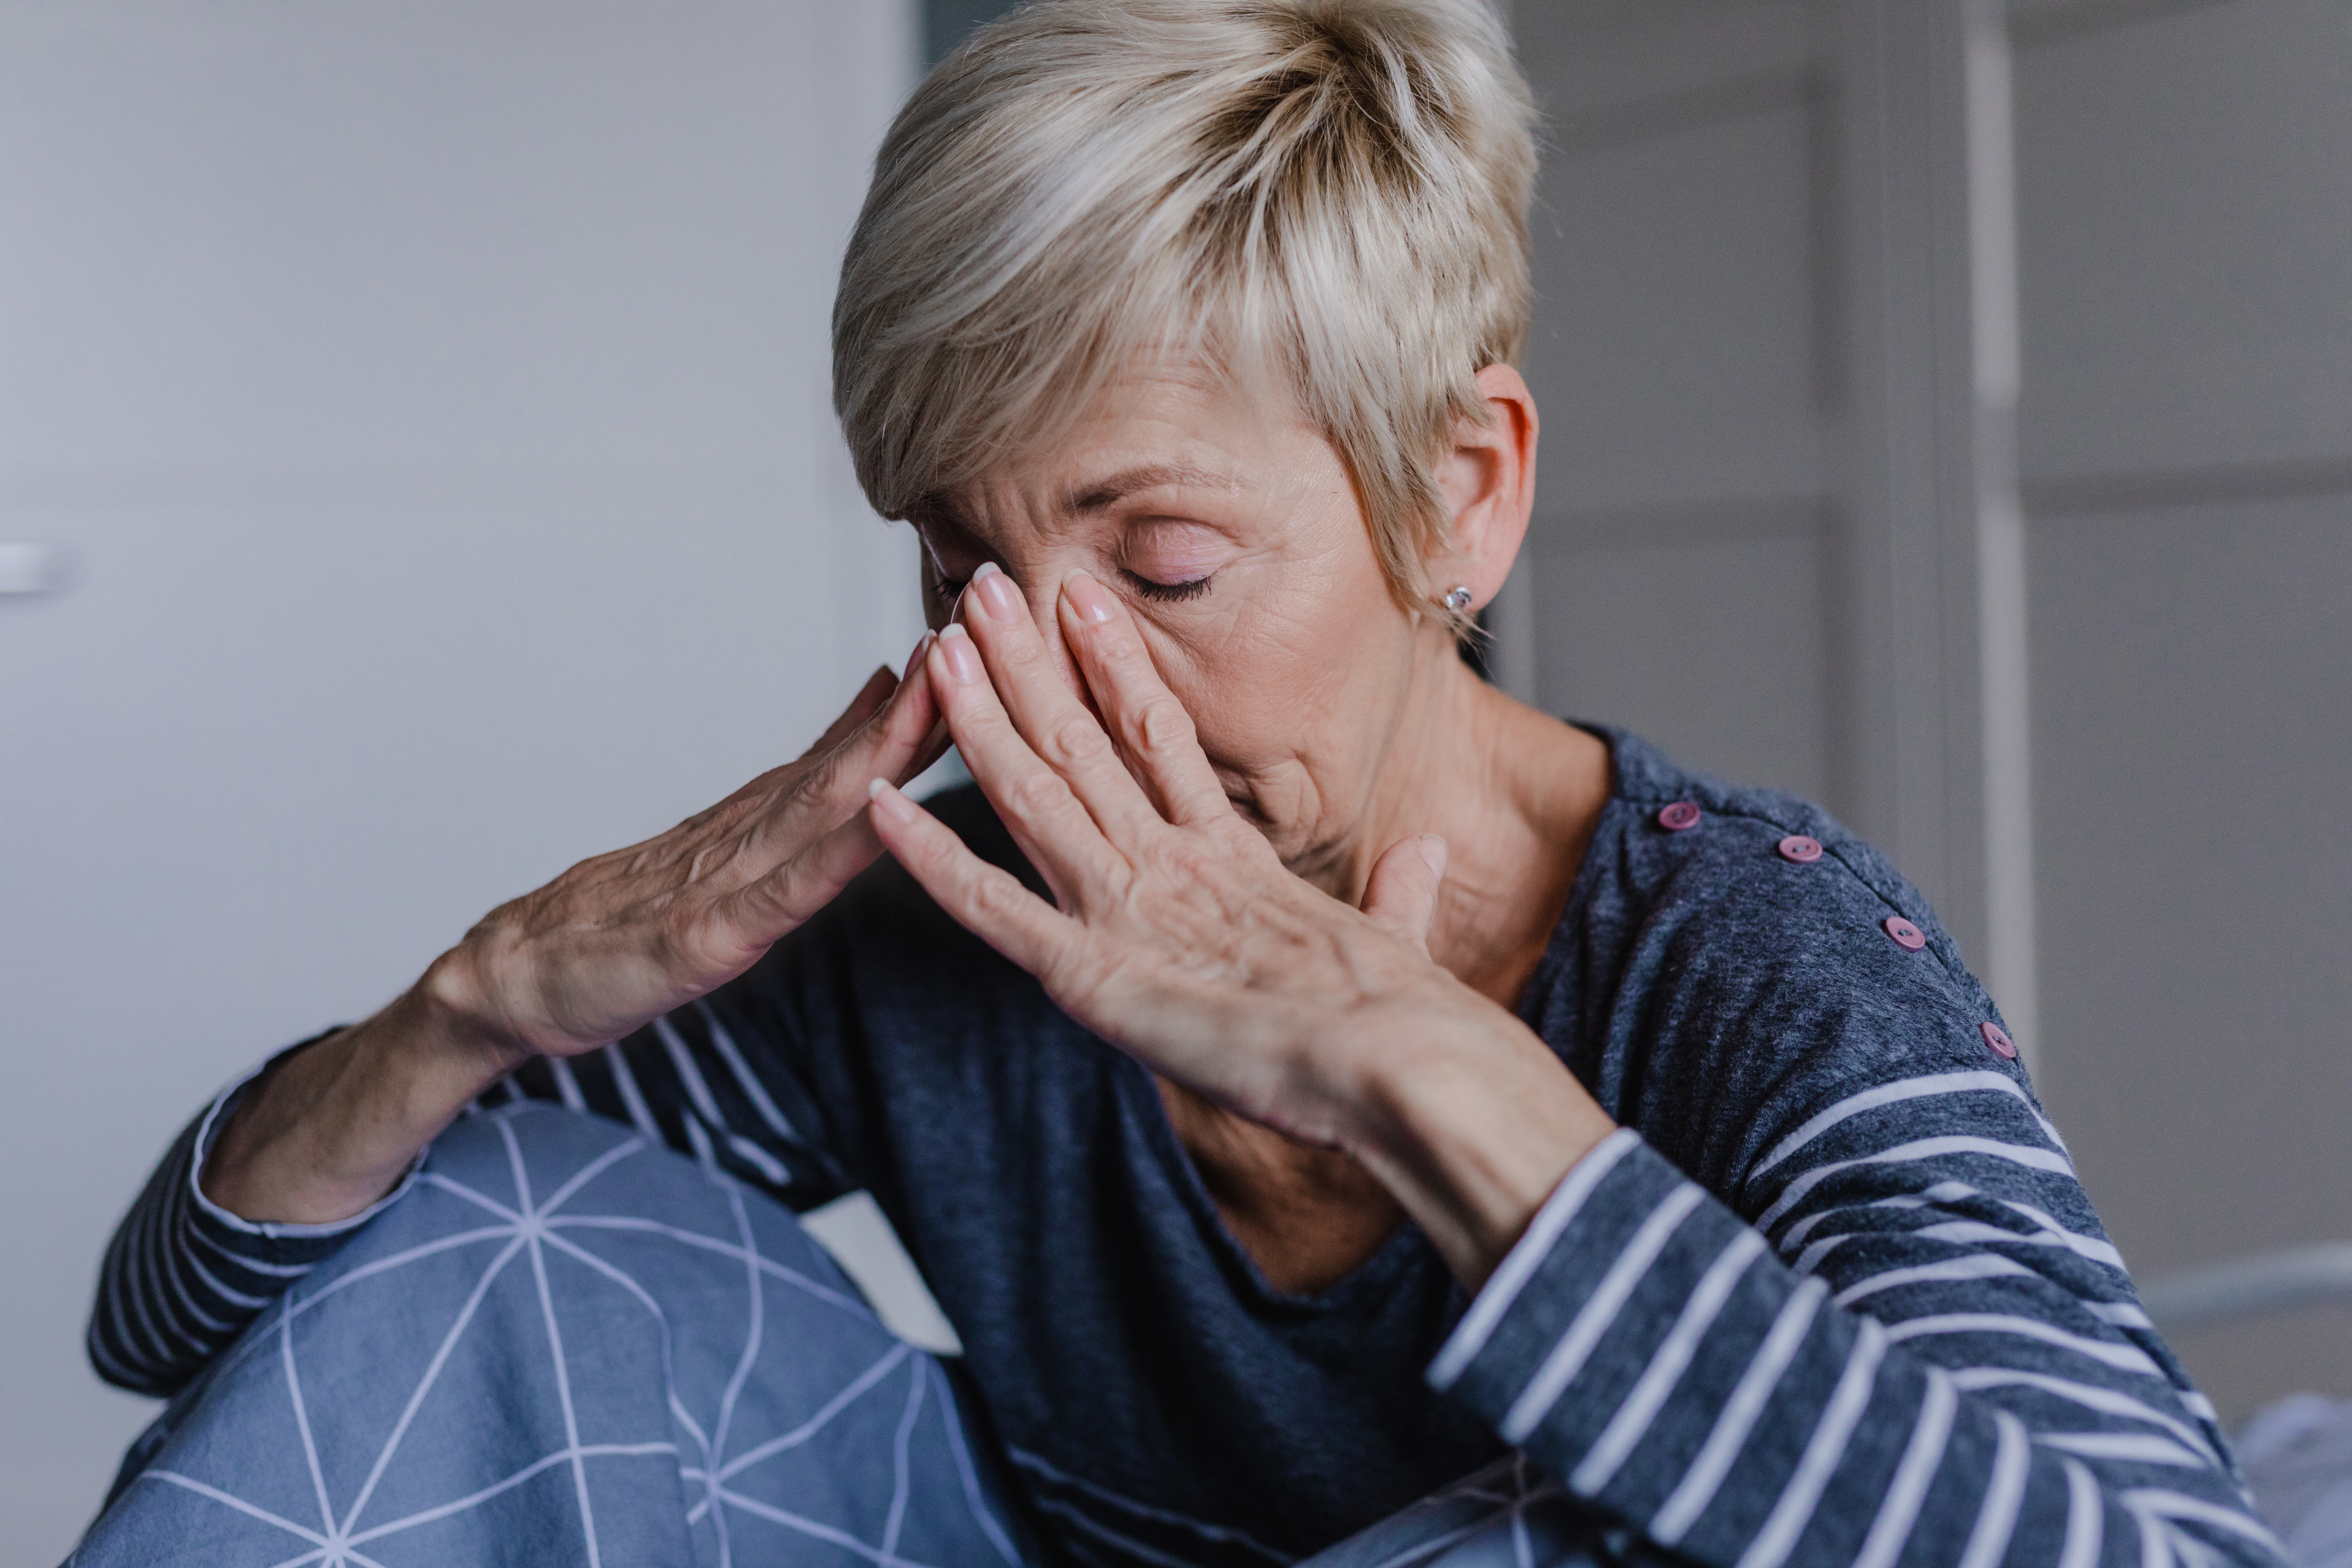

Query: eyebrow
[1060,462,1238,515]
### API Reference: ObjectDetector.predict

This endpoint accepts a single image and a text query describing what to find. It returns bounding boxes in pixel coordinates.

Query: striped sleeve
[1429,1102,2288,1568]
[89,1000,846,1397]
[88,1042,422,1396]
[497,1000,851,1204]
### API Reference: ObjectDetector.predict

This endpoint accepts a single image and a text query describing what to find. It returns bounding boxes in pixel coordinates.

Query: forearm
[203,965,520,1224]
[84,1018,479,1396]
[1424,1132,2284,1568]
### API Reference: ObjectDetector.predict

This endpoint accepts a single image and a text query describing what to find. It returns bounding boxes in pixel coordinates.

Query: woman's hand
[866,565,1613,1287]
[204,644,949,1223]
[425,639,949,1066]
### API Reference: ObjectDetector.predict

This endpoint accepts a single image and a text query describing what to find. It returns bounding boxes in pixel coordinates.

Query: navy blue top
[96,728,2279,1568]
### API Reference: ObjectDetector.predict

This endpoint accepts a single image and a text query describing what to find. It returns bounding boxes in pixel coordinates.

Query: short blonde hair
[832,0,1536,622]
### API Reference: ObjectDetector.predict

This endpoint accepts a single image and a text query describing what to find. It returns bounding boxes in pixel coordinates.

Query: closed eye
[1126,571,1212,603]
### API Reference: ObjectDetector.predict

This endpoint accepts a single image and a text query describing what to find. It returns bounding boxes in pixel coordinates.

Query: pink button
[1659,801,1702,832]
[1777,835,1822,864]
[1883,916,1926,951]
[1981,1021,2017,1059]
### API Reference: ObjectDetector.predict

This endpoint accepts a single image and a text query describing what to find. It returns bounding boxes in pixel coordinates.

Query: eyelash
[1126,572,1213,603]
[937,571,1213,604]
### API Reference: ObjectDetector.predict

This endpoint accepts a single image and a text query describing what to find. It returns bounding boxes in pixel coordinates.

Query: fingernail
[971,560,1022,624]
[1063,569,1114,625]
[904,630,935,678]
[937,622,983,684]
[868,776,918,824]
[1416,834,1449,878]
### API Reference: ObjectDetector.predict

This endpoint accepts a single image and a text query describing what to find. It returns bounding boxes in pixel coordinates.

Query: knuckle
[1008,765,1073,819]
[1133,695,1197,755]
[952,687,1008,737]
[967,866,1027,920]
[1095,624,1146,666]
[1047,712,1111,767]
[793,747,849,802]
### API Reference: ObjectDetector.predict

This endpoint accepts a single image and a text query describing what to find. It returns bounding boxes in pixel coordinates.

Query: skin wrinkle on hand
[202,635,954,1226]
[871,359,1617,1295]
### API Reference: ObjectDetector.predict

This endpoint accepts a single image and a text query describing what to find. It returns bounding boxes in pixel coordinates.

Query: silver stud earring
[1442,584,1474,613]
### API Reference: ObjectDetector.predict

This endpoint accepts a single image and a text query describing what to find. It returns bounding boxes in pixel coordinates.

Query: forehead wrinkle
[1060,460,1243,517]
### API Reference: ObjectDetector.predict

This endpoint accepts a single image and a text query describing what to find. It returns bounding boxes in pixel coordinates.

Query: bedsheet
[72,1103,1597,1568]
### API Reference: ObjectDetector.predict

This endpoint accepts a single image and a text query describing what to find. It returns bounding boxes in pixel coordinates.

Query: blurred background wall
[4,0,2348,1558]
[0,1,924,1556]
[1503,0,2352,1434]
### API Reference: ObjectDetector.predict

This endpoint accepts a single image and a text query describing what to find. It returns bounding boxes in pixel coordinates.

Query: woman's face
[913,366,1464,886]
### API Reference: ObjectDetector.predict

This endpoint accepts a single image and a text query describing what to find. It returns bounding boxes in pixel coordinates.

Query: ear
[1427,364,1538,615]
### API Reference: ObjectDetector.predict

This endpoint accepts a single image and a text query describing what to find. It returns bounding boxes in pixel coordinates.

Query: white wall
[0,2,922,1557]
[2011,0,2352,1419]
[1512,0,2034,1008]
[1513,1,1838,809]
[1509,0,2352,1423]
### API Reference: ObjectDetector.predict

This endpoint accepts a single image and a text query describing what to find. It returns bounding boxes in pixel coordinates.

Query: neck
[1161,635,1611,1295]
[1320,630,1612,1008]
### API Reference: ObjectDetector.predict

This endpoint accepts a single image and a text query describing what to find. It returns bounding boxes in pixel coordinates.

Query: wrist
[411,941,536,1078]
[202,966,518,1225]
[1338,993,1615,1290]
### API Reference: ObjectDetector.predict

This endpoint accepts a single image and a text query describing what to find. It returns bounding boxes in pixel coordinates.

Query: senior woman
[78,3,2274,1567]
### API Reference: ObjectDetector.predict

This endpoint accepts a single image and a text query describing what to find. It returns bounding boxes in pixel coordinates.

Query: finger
[871,638,954,786]
[1361,834,1447,955]
[702,666,951,940]
[1056,570,1232,826]
[927,622,1127,909]
[865,776,1081,981]
[741,634,944,861]
[704,808,887,948]
[803,662,899,762]
[957,562,1167,844]
[661,653,914,846]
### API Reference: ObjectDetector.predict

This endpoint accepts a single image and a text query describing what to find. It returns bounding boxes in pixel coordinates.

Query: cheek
[1157,567,1407,768]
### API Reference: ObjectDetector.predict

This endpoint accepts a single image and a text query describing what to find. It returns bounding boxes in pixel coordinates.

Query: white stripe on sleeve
[1834,1254,2037,1307]
[548,1055,588,1113]
[1915,1220,2126,1271]
[1572,1228,1768,1494]
[1954,1411,2031,1568]
[654,1014,730,1130]
[2059,1457,2105,1568]
[2119,1490,2286,1550]
[1651,1278,1829,1546]
[1758,1138,2075,1234]
[1751,1073,2065,1183]
[1948,1369,2217,1463]
[1883,1314,2164,1376]
[1502,1182,1708,1442]
[1428,1128,1642,1391]
[1733,1318,1888,1568]
[2039,1433,2207,1468]
[697,1000,805,1147]
[1850,1367,1957,1568]
[727,1134,791,1186]
[601,1042,665,1143]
